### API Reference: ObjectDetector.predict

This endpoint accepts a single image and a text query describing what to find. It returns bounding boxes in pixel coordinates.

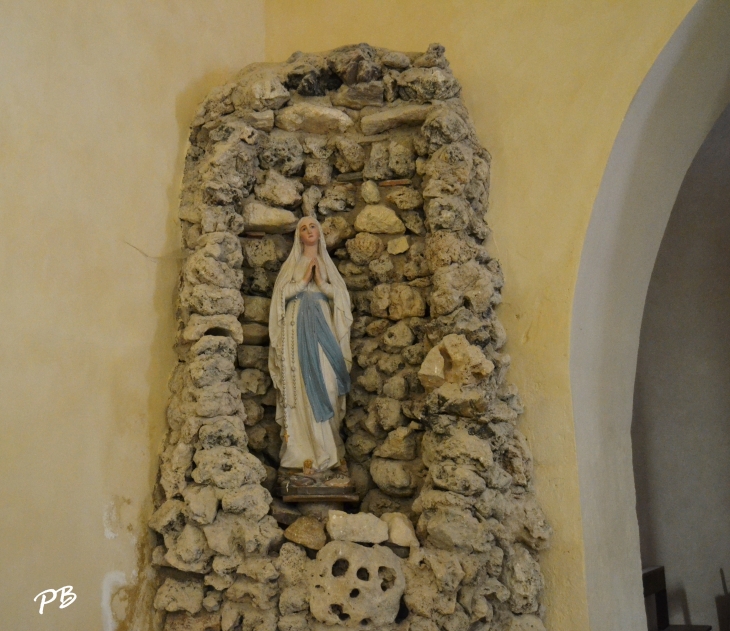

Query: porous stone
[318,183,355,214]
[374,426,417,460]
[303,159,332,187]
[370,457,418,497]
[154,578,205,614]
[284,516,327,551]
[386,186,423,211]
[275,102,354,134]
[355,205,405,234]
[363,141,392,181]
[309,541,405,627]
[231,66,290,111]
[326,509,389,543]
[160,442,195,499]
[243,202,298,234]
[241,236,287,270]
[418,334,493,391]
[397,67,461,102]
[403,547,465,616]
[241,295,271,323]
[503,544,544,614]
[360,180,380,204]
[387,236,410,255]
[183,484,219,525]
[429,260,497,317]
[163,611,222,631]
[346,232,384,265]
[422,106,471,150]
[301,185,322,216]
[389,140,416,178]
[331,136,365,173]
[371,283,426,320]
[380,51,411,69]
[192,448,266,489]
[165,523,214,572]
[381,512,419,548]
[331,81,384,109]
[255,170,303,208]
[321,216,355,250]
[360,104,433,135]
[236,345,268,370]
[219,484,271,519]
[181,284,244,318]
[259,130,304,176]
[183,315,244,345]
[431,462,486,496]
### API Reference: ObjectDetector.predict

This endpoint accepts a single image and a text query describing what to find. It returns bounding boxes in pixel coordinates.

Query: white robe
[275,255,346,471]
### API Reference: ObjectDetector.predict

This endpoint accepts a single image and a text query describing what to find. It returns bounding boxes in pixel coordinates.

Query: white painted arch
[570,1,730,629]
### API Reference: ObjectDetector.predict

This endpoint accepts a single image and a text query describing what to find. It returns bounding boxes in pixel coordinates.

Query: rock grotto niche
[149,43,552,631]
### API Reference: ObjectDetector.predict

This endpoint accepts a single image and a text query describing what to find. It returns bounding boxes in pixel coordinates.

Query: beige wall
[0,2,264,630]
[264,2,694,630]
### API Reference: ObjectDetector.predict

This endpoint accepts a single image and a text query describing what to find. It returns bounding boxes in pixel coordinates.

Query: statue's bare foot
[302,459,315,476]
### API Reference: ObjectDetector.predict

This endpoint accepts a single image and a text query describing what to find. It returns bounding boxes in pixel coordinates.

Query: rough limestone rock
[183,484,219,525]
[418,334,494,391]
[331,81,384,109]
[154,578,205,614]
[183,314,244,345]
[255,170,303,208]
[310,541,405,627]
[502,544,544,614]
[360,180,380,204]
[192,448,266,489]
[243,202,298,234]
[370,457,418,497]
[153,42,550,631]
[346,232,384,265]
[360,104,433,135]
[381,512,419,548]
[321,215,355,250]
[387,236,410,255]
[276,102,354,134]
[326,510,389,544]
[354,205,406,234]
[284,516,327,550]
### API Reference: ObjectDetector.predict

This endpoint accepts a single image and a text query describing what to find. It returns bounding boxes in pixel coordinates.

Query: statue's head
[297,216,320,247]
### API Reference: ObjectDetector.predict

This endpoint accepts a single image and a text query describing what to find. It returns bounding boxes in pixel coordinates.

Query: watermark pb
[34,586,77,614]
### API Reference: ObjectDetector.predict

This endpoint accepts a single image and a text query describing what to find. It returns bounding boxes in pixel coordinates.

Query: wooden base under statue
[276,466,359,503]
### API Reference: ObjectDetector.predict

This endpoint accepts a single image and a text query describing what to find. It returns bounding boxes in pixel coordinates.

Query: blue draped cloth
[292,291,351,423]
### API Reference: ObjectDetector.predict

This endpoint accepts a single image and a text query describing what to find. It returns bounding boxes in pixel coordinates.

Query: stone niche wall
[149,44,552,631]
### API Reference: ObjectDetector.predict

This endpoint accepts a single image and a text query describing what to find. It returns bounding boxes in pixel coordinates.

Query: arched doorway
[570,1,730,629]
[632,99,730,630]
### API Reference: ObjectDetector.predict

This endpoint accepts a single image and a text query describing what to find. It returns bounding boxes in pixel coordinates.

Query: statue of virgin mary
[268,216,353,473]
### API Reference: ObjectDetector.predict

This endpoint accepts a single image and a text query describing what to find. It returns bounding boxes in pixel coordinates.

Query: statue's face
[299,218,320,247]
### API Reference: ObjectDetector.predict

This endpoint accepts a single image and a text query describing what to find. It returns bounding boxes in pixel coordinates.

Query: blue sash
[293,291,351,422]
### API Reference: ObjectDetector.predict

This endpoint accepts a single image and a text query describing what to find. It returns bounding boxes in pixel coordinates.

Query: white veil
[268,216,353,395]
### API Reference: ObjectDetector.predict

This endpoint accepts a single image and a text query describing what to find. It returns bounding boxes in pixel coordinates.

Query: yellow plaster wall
[0,2,264,630]
[264,2,696,629]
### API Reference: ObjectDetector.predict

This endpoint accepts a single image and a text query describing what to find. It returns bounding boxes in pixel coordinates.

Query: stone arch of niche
[150,44,551,631]
[570,2,730,630]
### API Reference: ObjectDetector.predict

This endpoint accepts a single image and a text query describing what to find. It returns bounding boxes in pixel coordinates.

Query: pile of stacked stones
[149,43,552,631]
